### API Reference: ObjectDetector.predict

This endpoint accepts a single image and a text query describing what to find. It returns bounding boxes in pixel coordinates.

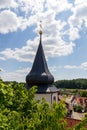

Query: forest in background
[2,78,87,97]
[54,79,87,89]
[3,78,87,89]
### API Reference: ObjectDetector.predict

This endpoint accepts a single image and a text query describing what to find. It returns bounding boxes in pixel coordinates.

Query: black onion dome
[26,34,54,86]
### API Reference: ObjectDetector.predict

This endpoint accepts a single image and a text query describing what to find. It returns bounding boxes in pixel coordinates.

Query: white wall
[35,93,52,104]
[35,92,58,104]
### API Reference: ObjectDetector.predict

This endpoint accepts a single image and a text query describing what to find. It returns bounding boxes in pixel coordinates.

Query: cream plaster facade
[35,92,58,104]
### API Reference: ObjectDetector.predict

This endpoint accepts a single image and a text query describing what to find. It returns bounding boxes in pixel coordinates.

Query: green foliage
[54,79,87,89]
[0,80,87,130]
[79,91,87,97]
[73,105,83,113]
[0,80,37,130]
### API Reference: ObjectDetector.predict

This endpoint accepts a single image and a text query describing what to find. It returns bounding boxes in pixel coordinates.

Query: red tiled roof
[65,117,80,128]
[76,97,87,105]
[65,117,87,128]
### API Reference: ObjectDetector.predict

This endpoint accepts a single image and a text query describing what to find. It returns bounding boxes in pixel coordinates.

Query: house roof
[76,97,87,105]
[65,117,81,128]
[65,117,87,128]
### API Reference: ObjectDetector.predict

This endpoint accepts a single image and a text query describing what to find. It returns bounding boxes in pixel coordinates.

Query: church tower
[26,24,59,103]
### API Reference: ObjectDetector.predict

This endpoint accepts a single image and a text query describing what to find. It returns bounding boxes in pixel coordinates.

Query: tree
[73,105,83,113]
[0,80,87,130]
[79,91,87,97]
[54,79,87,89]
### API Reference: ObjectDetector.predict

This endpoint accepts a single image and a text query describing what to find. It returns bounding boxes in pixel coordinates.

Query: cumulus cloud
[81,62,87,70]
[0,0,18,9]
[49,65,62,73]
[0,57,5,60]
[1,67,30,82]
[0,2,75,62]
[0,35,75,62]
[0,0,73,34]
[0,0,87,82]
[68,0,87,41]
[68,27,80,41]
[17,0,45,14]
[64,65,79,69]
[0,0,87,62]
[0,0,86,36]
[46,0,72,13]
[0,44,35,62]
[0,10,20,34]
[75,0,87,6]
[0,9,33,34]
[16,0,72,15]
[64,62,87,70]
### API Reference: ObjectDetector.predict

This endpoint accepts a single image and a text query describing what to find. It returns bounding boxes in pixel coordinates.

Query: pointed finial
[39,21,43,35]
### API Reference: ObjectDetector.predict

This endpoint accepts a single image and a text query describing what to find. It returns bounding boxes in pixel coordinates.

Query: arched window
[53,96,56,101]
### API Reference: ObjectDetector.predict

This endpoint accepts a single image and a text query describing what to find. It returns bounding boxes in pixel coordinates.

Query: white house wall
[35,93,52,104]
[35,92,58,104]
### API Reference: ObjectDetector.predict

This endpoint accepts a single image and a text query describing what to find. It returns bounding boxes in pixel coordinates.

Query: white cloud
[0,10,20,34]
[0,35,75,62]
[75,0,87,5]
[64,62,87,70]
[0,0,86,38]
[68,0,87,41]
[0,9,37,34]
[81,62,87,70]
[49,65,62,73]
[0,0,87,81]
[17,0,45,14]
[0,44,36,62]
[0,0,73,34]
[16,67,30,73]
[0,57,6,60]
[49,65,58,73]
[73,2,87,26]
[0,5,75,62]
[14,0,72,15]
[0,0,18,9]
[45,0,72,14]
[68,27,80,41]
[1,67,30,82]
[0,0,86,62]
[64,65,79,69]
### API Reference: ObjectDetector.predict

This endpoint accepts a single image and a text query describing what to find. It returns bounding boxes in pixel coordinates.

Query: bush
[74,105,83,113]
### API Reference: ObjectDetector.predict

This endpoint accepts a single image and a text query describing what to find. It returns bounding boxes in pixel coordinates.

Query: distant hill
[54,79,87,89]
[1,78,87,89]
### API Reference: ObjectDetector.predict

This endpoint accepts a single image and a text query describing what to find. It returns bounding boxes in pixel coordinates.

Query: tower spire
[39,21,43,35]
[26,22,55,93]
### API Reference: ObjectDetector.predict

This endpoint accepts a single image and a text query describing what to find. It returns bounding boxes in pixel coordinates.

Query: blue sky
[0,0,87,82]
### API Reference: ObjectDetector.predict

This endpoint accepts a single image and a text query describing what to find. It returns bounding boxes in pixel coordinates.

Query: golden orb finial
[39,21,43,35]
